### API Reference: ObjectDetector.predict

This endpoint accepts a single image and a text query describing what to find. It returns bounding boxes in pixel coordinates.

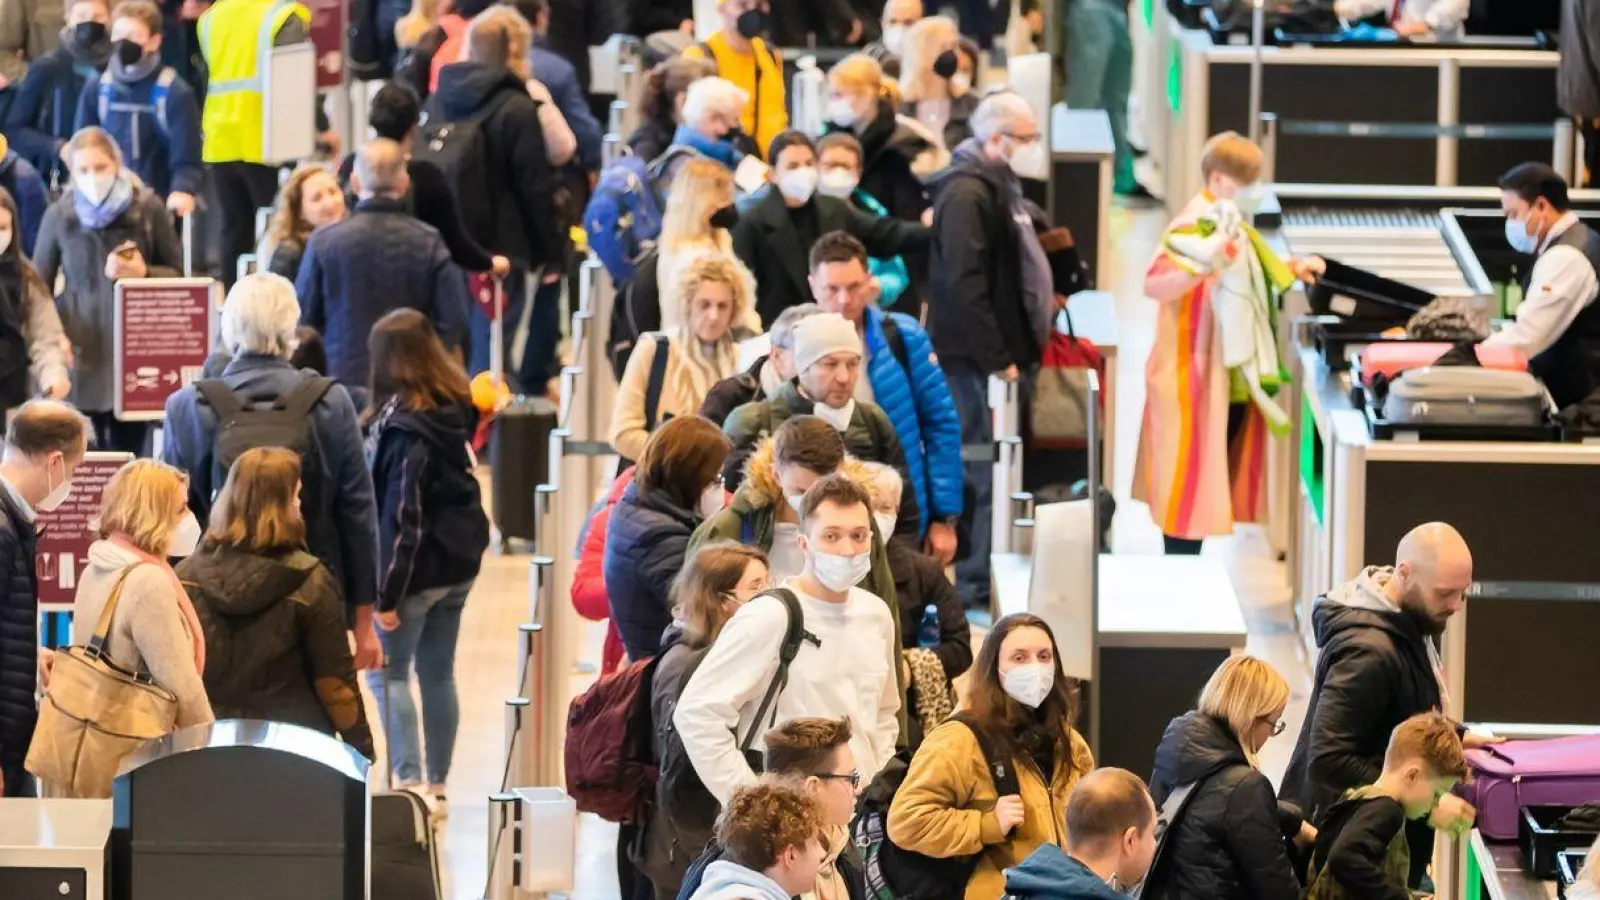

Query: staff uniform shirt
[1484,213,1600,358]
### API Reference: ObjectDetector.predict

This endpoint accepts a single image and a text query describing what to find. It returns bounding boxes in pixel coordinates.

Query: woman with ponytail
[823,53,942,225]
[628,55,718,163]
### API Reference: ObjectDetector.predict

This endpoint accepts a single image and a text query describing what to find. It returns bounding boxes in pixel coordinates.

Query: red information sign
[305,0,346,90]
[34,453,135,611]
[114,278,216,421]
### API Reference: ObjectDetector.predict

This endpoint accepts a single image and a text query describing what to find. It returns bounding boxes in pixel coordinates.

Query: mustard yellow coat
[886,718,1095,900]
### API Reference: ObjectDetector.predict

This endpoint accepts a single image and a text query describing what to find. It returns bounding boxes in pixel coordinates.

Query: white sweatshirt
[674,582,902,804]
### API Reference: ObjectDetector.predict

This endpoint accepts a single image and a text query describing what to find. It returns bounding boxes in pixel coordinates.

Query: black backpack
[416,92,508,245]
[608,249,663,381]
[196,375,333,516]
[854,714,1019,900]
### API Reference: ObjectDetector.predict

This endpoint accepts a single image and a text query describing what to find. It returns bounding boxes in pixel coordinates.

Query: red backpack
[564,654,660,823]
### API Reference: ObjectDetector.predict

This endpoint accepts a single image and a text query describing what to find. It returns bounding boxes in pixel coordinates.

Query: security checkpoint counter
[994,552,1246,779]
[1161,28,1562,213]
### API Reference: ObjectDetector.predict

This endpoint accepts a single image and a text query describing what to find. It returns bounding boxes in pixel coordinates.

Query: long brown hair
[268,165,340,246]
[635,415,730,511]
[0,186,50,301]
[671,541,768,648]
[363,308,472,422]
[966,612,1083,777]
[203,447,307,554]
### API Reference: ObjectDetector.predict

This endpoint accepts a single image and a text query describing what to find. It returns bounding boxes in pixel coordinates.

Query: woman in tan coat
[887,612,1094,900]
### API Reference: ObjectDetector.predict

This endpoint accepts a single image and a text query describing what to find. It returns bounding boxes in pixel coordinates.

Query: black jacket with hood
[426,62,565,271]
[852,98,935,225]
[1279,566,1447,885]
[367,401,490,612]
[1143,711,1302,900]
[926,139,1046,374]
[699,354,768,428]
[178,546,375,760]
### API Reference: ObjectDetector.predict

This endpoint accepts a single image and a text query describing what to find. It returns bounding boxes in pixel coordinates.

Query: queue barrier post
[1013,518,1036,556]
[530,555,563,788]
[516,622,542,700]
[1258,112,1278,186]
[485,791,521,900]
[533,484,557,561]
[601,132,624,168]
[504,697,532,789]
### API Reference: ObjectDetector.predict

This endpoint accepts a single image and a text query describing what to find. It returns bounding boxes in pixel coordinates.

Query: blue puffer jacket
[863,305,963,535]
[0,488,39,791]
[602,479,699,661]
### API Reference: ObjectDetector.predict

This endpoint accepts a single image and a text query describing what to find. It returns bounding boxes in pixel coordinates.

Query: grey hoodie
[688,860,793,900]
[1321,566,1447,701]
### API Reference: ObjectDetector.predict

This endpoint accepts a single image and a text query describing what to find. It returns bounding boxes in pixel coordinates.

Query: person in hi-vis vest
[198,0,308,290]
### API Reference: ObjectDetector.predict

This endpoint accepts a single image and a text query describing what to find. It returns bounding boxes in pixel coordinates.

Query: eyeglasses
[1002,131,1042,145]
[815,771,861,789]
[1261,718,1286,737]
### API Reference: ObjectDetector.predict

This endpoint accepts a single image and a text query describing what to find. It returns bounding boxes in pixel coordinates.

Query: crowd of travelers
[0,0,1520,898]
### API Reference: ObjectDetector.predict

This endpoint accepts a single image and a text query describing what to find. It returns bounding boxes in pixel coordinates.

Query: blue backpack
[583,146,695,284]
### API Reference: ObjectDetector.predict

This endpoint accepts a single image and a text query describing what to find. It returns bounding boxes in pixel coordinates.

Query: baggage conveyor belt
[1280,208,1481,298]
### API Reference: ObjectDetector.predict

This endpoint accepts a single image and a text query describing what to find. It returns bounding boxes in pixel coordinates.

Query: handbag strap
[84,563,149,665]
[1061,307,1078,342]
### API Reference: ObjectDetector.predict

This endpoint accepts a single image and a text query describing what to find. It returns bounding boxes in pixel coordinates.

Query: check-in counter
[1464,830,1560,900]
[1293,343,1600,731]
[1048,107,1115,292]
[1162,28,1563,214]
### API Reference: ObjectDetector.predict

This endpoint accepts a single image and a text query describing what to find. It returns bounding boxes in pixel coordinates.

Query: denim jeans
[367,580,472,786]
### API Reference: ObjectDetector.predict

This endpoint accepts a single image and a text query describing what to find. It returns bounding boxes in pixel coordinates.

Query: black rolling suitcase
[491,394,558,542]
[371,678,444,900]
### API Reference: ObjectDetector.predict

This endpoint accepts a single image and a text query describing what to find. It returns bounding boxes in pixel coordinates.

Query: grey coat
[1560,0,1600,118]
[32,187,183,412]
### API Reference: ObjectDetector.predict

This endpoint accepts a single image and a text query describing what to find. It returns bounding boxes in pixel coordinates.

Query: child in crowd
[1305,712,1468,900]
[75,0,203,214]
[1137,130,1323,555]
[686,782,829,900]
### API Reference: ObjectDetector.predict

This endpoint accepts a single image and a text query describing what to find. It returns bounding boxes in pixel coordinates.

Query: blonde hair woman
[824,54,942,222]
[1140,655,1307,900]
[654,158,759,333]
[897,16,977,151]
[176,448,374,761]
[260,166,345,281]
[608,255,751,462]
[395,0,442,49]
[72,461,213,751]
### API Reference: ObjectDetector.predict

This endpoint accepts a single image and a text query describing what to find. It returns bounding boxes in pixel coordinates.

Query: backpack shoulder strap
[195,378,246,420]
[153,67,176,137]
[949,712,1019,796]
[279,375,334,417]
[1143,767,1231,890]
[737,588,819,752]
[644,332,670,430]
[878,313,911,377]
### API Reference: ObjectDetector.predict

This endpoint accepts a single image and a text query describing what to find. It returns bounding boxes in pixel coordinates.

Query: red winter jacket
[573,468,633,674]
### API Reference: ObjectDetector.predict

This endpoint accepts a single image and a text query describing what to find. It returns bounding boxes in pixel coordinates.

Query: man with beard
[1280,521,1497,889]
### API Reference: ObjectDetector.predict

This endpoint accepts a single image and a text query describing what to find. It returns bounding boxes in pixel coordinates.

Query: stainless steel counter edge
[1175,27,1557,67]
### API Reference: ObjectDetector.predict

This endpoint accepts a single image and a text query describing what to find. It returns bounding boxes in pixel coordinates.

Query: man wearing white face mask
[863,0,922,77]
[675,473,902,806]
[723,311,922,544]
[732,130,930,327]
[0,400,89,796]
[1484,162,1600,411]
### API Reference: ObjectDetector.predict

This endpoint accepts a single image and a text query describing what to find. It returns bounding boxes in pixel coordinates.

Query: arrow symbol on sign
[163,371,179,384]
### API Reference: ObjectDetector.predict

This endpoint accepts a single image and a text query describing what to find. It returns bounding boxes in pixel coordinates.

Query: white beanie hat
[792,312,863,374]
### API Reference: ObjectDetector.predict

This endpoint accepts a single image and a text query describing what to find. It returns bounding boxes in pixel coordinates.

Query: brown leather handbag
[26,564,179,798]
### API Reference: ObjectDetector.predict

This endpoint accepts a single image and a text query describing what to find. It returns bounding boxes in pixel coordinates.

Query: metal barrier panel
[989,375,1021,555]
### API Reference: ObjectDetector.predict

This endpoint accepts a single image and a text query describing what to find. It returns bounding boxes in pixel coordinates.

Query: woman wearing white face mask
[897,17,978,154]
[733,130,931,326]
[32,127,181,456]
[56,458,213,796]
[0,186,71,413]
[825,53,944,222]
[888,612,1094,900]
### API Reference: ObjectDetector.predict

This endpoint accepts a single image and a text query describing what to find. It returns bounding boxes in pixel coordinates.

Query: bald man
[0,400,90,796]
[1280,522,1494,888]
[1004,768,1158,899]
[296,137,472,387]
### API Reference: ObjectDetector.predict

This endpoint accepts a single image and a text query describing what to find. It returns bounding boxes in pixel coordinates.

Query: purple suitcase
[1463,736,1600,840]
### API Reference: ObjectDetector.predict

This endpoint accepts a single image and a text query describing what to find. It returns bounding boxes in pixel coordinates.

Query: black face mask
[735,8,768,39]
[73,21,108,48]
[114,38,145,67]
[709,204,740,230]
[932,49,959,79]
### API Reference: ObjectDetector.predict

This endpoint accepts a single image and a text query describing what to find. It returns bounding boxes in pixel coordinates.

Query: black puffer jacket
[178,546,375,761]
[0,488,39,792]
[1143,711,1301,900]
[699,355,767,427]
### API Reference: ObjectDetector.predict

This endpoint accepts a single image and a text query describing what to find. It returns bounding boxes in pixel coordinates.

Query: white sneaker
[426,785,449,824]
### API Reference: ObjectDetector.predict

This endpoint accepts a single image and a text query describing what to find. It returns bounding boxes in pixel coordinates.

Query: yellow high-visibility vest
[199,0,311,164]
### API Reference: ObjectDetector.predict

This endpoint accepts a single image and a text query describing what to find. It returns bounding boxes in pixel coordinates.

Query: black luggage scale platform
[1347,354,1563,443]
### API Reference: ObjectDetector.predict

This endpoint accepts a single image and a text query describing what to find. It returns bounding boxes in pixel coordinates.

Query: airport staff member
[1487,162,1600,410]
[1333,0,1467,38]
[199,0,312,291]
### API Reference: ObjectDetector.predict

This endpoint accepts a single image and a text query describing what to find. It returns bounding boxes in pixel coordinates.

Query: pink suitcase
[1462,735,1600,840]
[1359,341,1528,387]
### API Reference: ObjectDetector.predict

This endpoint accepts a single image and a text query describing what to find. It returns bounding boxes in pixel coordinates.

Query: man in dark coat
[1279,521,1490,888]
[295,138,471,387]
[0,400,89,796]
[166,273,382,671]
[426,7,566,390]
[925,91,1053,609]
[2,0,111,183]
